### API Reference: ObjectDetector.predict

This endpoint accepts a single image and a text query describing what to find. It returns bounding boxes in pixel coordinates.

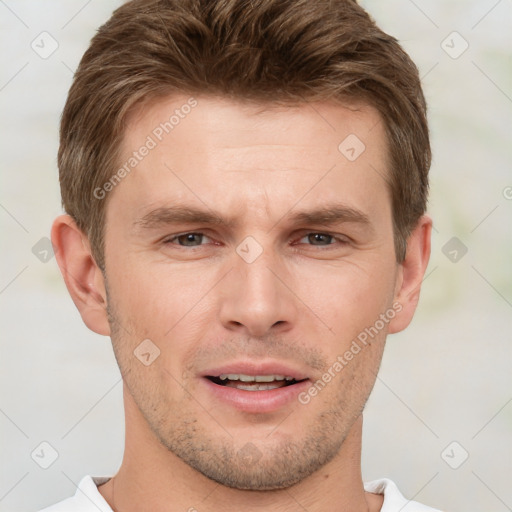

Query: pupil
[180,233,201,246]
[309,233,331,245]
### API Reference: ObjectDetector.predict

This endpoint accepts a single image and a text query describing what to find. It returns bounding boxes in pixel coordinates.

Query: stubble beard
[105,287,381,491]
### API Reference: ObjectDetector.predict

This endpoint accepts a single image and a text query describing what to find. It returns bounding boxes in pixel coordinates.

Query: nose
[218,244,297,338]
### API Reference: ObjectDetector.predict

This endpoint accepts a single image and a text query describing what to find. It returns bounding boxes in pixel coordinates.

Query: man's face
[102,95,400,489]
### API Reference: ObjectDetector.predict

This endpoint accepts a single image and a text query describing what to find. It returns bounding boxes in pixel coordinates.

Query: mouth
[200,363,311,413]
[206,374,308,391]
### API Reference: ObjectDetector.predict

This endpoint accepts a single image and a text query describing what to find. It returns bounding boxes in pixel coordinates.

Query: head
[53,0,432,491]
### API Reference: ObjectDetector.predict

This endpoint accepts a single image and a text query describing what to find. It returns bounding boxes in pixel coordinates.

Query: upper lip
[201,360,310,381]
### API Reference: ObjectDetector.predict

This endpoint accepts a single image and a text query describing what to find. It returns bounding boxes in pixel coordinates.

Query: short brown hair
[59,0,430,268]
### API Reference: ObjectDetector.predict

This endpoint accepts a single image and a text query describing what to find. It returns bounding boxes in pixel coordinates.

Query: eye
[298,232,339,246]
[164,232,212,247]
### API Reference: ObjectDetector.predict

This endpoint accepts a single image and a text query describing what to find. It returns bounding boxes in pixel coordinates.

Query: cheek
[106,259,226,384]
[109,258,213,336]
[294,258,397,342]
[105,265,201,396]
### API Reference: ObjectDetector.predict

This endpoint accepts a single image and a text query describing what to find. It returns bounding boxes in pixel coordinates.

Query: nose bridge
[238,241,278,298]
[218,235,295,336]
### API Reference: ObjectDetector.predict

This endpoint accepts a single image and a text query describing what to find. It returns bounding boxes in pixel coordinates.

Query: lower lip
[202,378,311,413]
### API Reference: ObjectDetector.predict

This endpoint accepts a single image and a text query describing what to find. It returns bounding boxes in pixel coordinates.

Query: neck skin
[98,384,383,512]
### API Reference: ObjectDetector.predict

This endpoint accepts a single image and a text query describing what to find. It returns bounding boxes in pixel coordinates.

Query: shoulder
[364,478,443,512]
[37,476,113,512]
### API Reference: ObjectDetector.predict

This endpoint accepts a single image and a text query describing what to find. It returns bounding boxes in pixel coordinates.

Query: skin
[52,95,431,512]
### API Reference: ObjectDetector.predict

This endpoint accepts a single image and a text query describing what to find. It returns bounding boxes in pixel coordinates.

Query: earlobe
[51,214,111,336]
[388,215,432,334]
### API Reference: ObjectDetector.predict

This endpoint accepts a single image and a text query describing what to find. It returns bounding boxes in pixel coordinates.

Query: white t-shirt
[38,475,442,511]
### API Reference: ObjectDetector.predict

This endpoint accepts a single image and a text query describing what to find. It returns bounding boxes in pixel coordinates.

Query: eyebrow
[133,206,235,230]
[133,203,371,232]
[287,205,370,228]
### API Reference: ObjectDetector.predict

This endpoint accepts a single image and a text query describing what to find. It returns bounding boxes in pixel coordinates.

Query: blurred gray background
[1,1,511,510]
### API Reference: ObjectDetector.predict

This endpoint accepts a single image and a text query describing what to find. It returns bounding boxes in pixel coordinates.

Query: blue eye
[163,231,346,250]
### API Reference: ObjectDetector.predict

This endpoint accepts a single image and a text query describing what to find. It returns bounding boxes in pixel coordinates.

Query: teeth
[256,374,285,382]
[235,383,283,391]
[218,373,291,382]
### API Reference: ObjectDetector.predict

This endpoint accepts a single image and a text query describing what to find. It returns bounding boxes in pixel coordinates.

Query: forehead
[125,94,385,154]
[109,94,390,227]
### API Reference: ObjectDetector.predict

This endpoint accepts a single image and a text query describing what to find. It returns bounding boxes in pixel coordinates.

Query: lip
[202,377,310,413]
[200,361,311,413]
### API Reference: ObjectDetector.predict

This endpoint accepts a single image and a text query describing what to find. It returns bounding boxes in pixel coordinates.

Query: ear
[51,214,110,336]
[388,215,432,334]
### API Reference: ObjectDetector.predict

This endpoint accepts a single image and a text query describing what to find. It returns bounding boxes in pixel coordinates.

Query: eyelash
[162,231,349,249]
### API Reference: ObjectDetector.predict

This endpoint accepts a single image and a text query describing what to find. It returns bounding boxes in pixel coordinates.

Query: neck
[98,387,382,512]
